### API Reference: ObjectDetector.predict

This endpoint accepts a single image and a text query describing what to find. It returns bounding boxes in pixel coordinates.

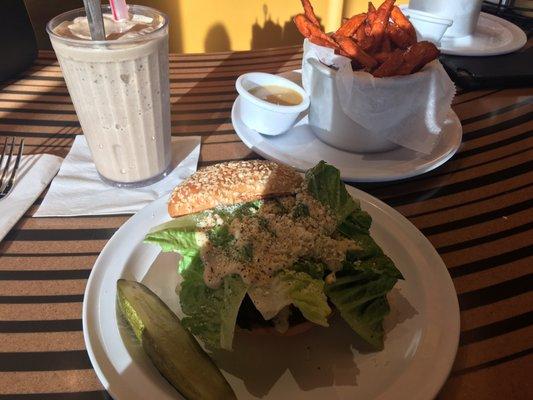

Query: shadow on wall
[204,23,231,52]
[250,5,302,50]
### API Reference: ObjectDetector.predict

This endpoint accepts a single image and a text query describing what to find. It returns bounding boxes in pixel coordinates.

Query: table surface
[0,47,531,400]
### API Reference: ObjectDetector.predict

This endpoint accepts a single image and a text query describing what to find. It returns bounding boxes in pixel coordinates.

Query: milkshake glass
[47,5,171,187]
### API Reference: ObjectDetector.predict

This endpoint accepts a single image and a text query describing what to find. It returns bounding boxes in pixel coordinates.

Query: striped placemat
[0,47,531,399]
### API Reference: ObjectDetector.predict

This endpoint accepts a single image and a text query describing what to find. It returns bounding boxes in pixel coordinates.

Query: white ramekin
[235,72,310,136]
[406,9,453,44]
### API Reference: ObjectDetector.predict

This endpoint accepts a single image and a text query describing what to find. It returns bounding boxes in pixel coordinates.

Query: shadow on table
[0,59,79,159]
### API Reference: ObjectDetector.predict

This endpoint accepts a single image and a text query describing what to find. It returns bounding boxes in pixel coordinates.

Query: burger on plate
[145,160,403,351]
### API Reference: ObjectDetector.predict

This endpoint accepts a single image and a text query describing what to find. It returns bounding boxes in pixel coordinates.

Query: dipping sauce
[248,85,303,106]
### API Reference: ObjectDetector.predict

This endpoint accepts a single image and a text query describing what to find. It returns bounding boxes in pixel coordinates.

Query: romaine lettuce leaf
[338,208,372,236]
[303,162,403,349]
[291,259,326,280]
[329,208,403,349]
[248,270,331,326]
[180,255,248,350]
[304,161,358,222]
[145,219,248,350]
[144,215,202,273]
[325,269,397,350]
[352,254,404,279]
[340,208,403,280]
[280,271,331,327]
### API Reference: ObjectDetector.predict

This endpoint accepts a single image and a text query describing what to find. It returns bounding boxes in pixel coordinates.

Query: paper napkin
[0,154,63,242]
[35,135,201,217]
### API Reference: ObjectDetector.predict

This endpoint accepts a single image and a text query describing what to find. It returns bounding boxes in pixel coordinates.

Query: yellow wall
[137,0,333,53]
[25,0,409,53]
[152,0,408,53]
[342,0,408,18]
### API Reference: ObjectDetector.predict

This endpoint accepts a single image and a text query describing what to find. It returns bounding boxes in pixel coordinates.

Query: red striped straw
[110,0,129,21]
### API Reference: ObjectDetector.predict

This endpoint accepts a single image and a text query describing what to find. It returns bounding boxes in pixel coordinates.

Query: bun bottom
[237,321,316,336]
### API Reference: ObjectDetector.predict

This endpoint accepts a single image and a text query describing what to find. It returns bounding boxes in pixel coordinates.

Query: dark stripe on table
[0,350,92,371]
[458,274,533,310]
[0,319,82,333]
[0,295,84,304]
[0,392,111,400]
[460,311,533,346]
[0,270,91,280]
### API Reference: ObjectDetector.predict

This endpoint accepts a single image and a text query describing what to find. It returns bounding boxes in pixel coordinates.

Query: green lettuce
[325,268,397,350]
[291,258,326,280]
[279,270,331,327]
[304,160,359,222]
[179,255,248,350]
[325,211,403,349]
[145,215,202,273]
[304,161,403,349]
[145,215,249,350]
[328,209,402,349]
[340,207,403,280]
[248,269,331,327]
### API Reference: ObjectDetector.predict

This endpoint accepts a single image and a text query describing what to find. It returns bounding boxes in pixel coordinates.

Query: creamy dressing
[198,190,359,289]
[248,85,303,106]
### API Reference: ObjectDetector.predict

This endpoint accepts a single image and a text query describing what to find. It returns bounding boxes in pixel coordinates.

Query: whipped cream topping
[53,13,162,41]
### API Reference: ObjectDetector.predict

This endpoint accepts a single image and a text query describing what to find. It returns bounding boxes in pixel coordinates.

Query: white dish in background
[232,70,462,183]
[235,72,310,136]
[409,0,482,38]
[83,186,459,400]
[403,9,527,56]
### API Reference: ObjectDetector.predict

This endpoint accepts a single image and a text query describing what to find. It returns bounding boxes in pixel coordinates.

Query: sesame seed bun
[168,160,303,217]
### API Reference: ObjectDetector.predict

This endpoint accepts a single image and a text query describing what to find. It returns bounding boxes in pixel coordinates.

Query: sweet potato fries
[294,0,439,77]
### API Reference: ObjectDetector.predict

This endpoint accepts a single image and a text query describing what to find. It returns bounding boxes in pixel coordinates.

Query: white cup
[406,9,453,45]
[409,0,483,38]
[235,72,309,136]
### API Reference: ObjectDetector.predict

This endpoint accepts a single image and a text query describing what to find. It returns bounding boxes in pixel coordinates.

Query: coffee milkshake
[47,6,171,187]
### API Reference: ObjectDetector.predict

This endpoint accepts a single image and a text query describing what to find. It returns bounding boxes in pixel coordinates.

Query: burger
[145,160,403,351]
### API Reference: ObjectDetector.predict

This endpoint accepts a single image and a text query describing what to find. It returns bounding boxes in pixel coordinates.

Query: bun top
[168,160,303,217]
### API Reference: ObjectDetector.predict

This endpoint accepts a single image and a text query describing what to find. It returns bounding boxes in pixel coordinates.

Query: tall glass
[47,5,171,187]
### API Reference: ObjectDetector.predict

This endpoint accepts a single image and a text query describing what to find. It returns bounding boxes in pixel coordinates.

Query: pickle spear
[117,279,236,400]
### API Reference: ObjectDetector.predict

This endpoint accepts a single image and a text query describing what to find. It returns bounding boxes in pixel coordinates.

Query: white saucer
[232,97,462,183]
[440,12,527,56]
[402,8,527,56]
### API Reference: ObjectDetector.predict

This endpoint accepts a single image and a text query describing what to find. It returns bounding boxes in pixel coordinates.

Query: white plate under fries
[232,71,462,183]
[83,187,460,400]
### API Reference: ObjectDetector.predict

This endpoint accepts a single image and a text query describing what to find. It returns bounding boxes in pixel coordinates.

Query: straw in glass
[110,0,129,21]
[83,0,106,40]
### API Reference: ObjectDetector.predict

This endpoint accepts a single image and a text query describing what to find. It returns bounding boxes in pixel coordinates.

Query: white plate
[440,12,527,56]
[232,83,462,183]
[401,8,527,56]
[83,187,460,400]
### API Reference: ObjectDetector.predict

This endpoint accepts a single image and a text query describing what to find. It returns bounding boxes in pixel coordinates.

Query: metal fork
[0,137,25,200]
